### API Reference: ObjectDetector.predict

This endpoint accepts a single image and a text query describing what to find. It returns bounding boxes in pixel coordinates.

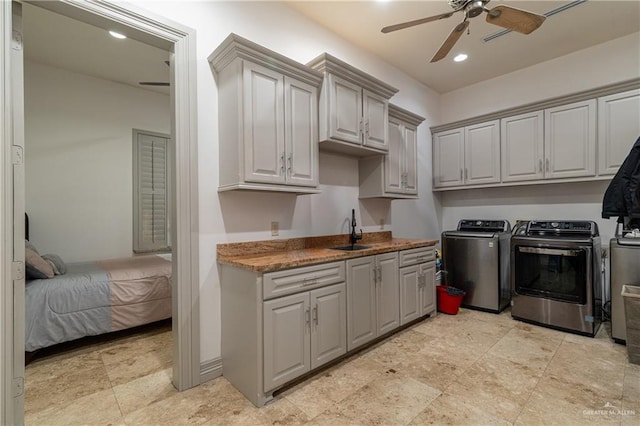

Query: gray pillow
[42,254,67,275]
[25,247,54,279]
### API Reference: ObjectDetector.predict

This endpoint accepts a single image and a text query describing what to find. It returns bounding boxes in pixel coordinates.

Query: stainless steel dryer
[610,234,640,343]
[441,220,511,313]
[511,220,602,337]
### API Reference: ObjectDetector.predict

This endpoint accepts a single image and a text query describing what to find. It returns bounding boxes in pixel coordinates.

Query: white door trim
[1,1,200,422]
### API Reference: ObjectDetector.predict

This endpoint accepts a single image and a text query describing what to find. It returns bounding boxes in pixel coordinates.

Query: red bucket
[437,285,465,315]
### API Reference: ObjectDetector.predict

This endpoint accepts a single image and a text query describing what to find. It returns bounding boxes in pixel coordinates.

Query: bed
[25,254,172,352]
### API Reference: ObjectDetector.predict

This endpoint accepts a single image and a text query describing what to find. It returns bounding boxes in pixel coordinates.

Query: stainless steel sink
[330,244,371,251]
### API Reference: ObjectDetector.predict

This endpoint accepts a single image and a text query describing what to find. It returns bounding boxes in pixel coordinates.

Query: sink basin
[330,244,371,251]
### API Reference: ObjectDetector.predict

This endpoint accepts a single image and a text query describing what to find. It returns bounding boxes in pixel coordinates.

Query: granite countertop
[217,231,438,272]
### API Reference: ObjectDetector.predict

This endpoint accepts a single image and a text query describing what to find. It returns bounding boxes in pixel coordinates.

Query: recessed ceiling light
[109,30,126,40]
[453,53,468,62]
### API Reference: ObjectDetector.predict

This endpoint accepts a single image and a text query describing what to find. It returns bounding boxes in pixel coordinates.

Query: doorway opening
[2,1,200,424]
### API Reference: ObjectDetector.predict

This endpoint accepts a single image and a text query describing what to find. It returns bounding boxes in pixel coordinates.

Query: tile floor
[25,309,639,425]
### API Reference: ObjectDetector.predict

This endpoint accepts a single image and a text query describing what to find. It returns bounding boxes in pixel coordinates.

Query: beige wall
[24,60,170,262]
[440,32,640,123]
[140,0,442,362]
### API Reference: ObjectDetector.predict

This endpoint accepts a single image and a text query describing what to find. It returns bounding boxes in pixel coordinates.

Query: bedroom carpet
[24,309,639,425]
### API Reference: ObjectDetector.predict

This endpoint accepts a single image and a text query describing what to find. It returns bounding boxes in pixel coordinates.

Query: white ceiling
[22,1,640,96]
[23,2,170,95]
[287,0,640,93]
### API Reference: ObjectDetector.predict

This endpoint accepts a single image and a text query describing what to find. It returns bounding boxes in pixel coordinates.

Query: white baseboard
[199,357,223,384]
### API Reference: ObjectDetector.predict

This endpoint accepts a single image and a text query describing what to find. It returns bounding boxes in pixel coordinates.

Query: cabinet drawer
[399,247,434,267]
[263,261,346,300]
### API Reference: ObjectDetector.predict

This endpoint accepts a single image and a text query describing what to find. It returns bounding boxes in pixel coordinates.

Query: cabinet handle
[280,152,285,174]
[287,153,292,175]
[377,266,382,283]
[305,308,310,327]
[365,121,369,137]
[313,305,318,325]
[464,168,468,180]
[545,158,549,172]
[460,169,463,181]
[538,159,542,173]
[373,266,378,284]
[302,277,318,286]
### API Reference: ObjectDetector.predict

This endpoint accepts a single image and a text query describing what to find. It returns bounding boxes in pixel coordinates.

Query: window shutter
[134,132,170,252]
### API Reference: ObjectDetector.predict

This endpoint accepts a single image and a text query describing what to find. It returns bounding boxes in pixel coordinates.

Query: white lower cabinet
[399,248,436,325]
[220,246,434,408]
[263,282,346,392]
[346,252,399,351]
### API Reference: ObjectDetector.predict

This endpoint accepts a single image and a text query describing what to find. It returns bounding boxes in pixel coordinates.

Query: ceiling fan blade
[485,5,546,34]
[381,10,458,34]
[431,20,469,63]
[139,82,170,86]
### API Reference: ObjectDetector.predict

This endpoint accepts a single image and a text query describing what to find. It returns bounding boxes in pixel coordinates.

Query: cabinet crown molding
[308,53,398,99]
[208,33,323,87]
[389,103,425,127]
[430,78,640,134]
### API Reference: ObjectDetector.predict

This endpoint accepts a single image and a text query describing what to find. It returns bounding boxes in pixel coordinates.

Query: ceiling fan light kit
[381,0,546,63]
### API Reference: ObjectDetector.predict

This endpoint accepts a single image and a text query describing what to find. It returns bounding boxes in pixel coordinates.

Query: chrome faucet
[350,209,363,246]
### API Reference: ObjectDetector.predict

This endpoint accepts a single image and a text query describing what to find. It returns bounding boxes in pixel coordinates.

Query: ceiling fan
[139,60,170,87]
[381,0,546,63]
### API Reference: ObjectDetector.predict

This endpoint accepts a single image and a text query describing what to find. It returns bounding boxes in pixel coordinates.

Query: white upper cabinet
[501,110,544,183]
[242,62,285,185]
[433,128,464,188]
[433,83,639,191]
[308,53,398,157]
[328,74,362,144]
[209,34,322,194]
[433,120,499,188]
[362,89,389,151]
[503,100,596,183]
[545,99,596,179]
[285,77,318,187]
[464,120,500,185]
[598,89,640,176]
[359,104,425,198]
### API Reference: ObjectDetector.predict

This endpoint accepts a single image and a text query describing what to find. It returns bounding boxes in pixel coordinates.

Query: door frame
[1,1,200,423]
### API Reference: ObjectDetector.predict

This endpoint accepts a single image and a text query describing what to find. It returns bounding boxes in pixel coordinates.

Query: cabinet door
[376,252,399,336]
[310,283,347,370]
[284,77,318,187]
[363,89,389,151]
[399,265,420,325]
[464,120,500,185]
[263,292,310,391]
[403,124,418,195]
[419,262,436,315]
[598,89,640,176]
[384,118,404,194]
[433,128,464,187]
[545,99,596,179]
[346,256,376,351]
[242,61,285,185]
[501,111,544,182]
[328,74,362,145]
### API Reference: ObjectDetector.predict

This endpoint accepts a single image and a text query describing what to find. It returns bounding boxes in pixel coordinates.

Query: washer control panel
[457,220,511,233]
[527,221,598,236]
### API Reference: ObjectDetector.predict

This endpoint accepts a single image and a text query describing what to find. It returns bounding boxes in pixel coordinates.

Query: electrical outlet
[271,221,279,236]
[379,218,385,230]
